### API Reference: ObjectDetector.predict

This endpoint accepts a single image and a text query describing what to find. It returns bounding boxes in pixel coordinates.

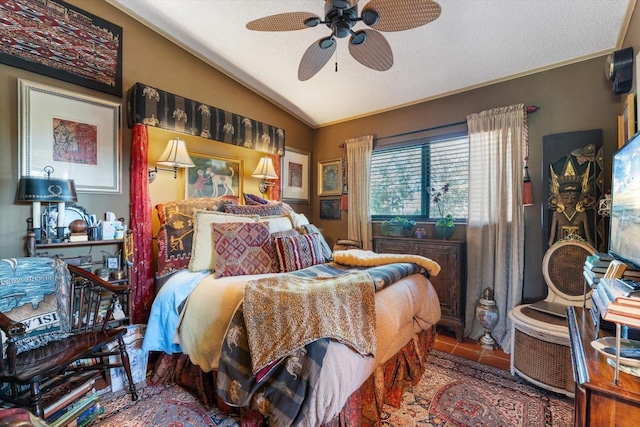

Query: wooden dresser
[373,237,466,341]
[567,306,640,426]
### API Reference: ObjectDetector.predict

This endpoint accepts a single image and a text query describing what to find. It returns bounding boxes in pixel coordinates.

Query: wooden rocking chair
[0,258,139,418]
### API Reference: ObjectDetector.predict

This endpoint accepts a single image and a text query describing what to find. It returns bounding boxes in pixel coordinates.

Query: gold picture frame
[318,159,342,196]
[619,93,636,147]
[184,152,243,199]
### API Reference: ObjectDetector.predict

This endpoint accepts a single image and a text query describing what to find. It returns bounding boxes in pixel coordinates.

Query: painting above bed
[128,83,285,156]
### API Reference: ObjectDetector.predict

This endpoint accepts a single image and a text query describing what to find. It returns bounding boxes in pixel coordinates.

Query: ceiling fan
[246,0,442,81]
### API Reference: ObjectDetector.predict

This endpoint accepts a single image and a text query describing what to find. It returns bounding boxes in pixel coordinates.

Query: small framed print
[318,159,342,196]
[320,198,341,220]
[185,153,243,199]
[282,148,310,202]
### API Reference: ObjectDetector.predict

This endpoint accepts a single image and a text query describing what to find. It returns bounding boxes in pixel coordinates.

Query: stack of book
[40,371,104,427]
[583,252,614,285]
[583,252,640,286]
[592,277,640,328]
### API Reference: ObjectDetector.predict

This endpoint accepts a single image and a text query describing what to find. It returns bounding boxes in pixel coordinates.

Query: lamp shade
[16,176,77,203]
[157,139,195,168]
[251,157,279,179]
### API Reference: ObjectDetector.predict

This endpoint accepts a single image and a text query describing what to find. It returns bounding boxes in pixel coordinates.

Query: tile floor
[434,326,511,371]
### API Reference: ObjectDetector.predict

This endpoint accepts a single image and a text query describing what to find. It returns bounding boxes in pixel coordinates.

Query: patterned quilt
[216,261,424,426]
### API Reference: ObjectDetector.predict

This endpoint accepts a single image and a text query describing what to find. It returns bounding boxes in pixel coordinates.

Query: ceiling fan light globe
[351,31,366,45]
[361,10,379,27]
[304,17,321,28]
[319,37,335,49]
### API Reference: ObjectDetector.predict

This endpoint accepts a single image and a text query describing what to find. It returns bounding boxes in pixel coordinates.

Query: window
[370,134,469,220]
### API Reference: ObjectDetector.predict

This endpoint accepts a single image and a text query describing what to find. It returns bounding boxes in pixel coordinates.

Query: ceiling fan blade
[349,30,393,71]
[298,38,336,81]
[362,0,441,32]
[247,12,319,31]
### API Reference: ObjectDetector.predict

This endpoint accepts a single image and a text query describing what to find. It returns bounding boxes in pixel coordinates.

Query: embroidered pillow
[299,223,333,261]
[224,203,283,217]
[188,211,260,272]
[269,229,300,272]
[212,222,273,278]
[155,197,239,277]
[274,233,327,273]
[244,193,269,205]
[0,258,71,354]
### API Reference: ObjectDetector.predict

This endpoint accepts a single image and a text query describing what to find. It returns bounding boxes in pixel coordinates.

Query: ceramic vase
[434,222,455,239]
[475,287,499,350]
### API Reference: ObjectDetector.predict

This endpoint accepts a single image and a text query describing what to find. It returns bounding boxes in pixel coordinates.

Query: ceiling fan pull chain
[335,47,338,72]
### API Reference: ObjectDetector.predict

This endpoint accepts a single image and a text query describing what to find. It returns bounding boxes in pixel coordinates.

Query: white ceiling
[107,0,635,128]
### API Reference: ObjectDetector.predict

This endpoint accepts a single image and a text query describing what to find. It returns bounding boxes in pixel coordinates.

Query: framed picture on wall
[19,79,122,194]
[282,148,310,202]
[318,159,342,196]
[319,198,341,220]
[185,153,243,199]
[619,93,636,147]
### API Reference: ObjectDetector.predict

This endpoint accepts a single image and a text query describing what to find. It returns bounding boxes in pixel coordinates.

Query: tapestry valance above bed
[127,82,285,156]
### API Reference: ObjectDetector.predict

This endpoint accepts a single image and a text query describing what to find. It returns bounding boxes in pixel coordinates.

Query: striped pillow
[274,233,327,273]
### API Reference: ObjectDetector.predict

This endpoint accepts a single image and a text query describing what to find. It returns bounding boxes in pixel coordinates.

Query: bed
[142,196,442,426]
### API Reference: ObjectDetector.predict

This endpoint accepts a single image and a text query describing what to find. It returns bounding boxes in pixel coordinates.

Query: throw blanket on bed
[333,249,441,276]
[217,262,422,426]
[243,271,376,374]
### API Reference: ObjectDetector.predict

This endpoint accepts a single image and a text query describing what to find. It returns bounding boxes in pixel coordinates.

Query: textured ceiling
[107,0,634,128]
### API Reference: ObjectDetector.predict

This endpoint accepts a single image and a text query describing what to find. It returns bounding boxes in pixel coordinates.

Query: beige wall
[0,0,313,259]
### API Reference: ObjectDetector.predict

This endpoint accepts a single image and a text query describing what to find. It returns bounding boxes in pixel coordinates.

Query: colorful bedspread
[217,262,424,427]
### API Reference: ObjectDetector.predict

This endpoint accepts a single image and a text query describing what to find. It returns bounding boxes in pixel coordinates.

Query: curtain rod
[340,105,540,147]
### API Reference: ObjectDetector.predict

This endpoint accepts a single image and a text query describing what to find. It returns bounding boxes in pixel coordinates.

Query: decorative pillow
[0,258,71,354]
[155,197,239,277]
[289,211,310,228]
[261,216,294,234]
[269,229,300,272]
[212,222,273,278]
[224,203,283,217]
[188,211,260,272]
[274,233,327,273]
[244,193,269,205]
[299,223,333,261]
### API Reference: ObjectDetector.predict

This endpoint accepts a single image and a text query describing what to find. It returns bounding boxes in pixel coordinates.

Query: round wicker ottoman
[509,304,575,397]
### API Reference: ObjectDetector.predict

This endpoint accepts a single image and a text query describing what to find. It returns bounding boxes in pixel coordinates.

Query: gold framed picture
[184,153,243,199]
[318,159,342,196]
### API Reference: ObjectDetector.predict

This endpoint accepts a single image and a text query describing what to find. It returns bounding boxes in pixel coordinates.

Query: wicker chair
[509,237,595,397]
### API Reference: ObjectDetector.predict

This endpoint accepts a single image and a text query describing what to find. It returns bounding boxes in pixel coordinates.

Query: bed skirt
[148,325,436,426]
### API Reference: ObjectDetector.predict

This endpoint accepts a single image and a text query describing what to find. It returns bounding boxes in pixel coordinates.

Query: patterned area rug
[89,350,573,426]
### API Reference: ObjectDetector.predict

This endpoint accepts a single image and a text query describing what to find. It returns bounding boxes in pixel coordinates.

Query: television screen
[609,132,640,269]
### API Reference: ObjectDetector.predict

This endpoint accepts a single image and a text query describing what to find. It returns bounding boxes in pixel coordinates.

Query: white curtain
[345,135,373,250]
[465,104,527,352]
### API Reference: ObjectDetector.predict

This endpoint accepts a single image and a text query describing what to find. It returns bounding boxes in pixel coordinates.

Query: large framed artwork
[185,153,243,199]
[318,159,342,196]
[0,0,123,96]
[19,79,121,194]
[282,148,310,203]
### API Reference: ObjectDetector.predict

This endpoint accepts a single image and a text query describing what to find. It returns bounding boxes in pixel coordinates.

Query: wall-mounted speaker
[605,47,634,95]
